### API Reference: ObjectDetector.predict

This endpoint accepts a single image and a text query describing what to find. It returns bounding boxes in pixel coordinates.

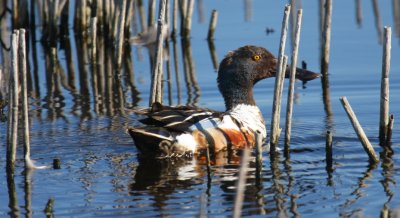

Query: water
[1,0,400,217]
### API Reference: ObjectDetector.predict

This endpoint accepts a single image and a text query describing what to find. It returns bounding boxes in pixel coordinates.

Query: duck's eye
[253,55,261,61]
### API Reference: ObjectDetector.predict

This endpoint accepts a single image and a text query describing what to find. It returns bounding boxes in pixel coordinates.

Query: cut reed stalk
[270,55,288,149]
[19,29,33,169]
[284,9,303,150]
[207,9,218,40]
[340,96,379,163]
[255,130,263,173]
[270,4,291,148]
[233,148,250,218]
[379,26,391,146]
[386,114,394,146]
[7,31,19,170]
[149,0,166,106]
[53,158,61,169]
[321,0,333,116]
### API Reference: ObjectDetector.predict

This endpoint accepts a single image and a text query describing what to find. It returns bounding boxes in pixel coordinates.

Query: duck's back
[128,103,266,158]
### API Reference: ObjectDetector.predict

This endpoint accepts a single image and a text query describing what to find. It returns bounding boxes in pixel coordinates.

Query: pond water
[1,0,400,217]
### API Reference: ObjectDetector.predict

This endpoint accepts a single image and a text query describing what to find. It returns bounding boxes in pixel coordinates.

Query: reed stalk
[207,10,218,40]
[53,158,61,169]
[112,1,121,40]
[379,26,391,146]
[386,114,394,146]
[340,96,379,163]
[19,29,33,169]
[171,0,178,37]
[255,130,263,175]
[7,31,19,170]
[90,17,97,63]
[270,55,288,149]
[321,0,333,116]
[181,0,195,37]
[233,148,250,218]
[124,0,134,33]
[115,0,127,70]
[270,4,291,148]
[148,0,156,28]
[149,0,166,106]
[284,9,303,150]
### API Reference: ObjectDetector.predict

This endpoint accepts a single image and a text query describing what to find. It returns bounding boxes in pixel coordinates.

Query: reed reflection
[339,162,378,215]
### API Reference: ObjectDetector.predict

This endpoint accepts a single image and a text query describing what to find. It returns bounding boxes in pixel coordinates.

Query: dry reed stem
[20,29,49,169]
[19,29,31,167]
[171,0,178,37]
[207,9,218,40]
[321,0,333,116]
[181,0,195,37]
[270,4,291,148]
[7,31,19,170]
[284,9,303,149]
[386,114,394,146]
[148,0,156,28]
[379,26,391,145]
[90,17,97,63]
[255,130,263,171]
[340,96,379,163]
[321,0,332,76]
[149,0,166,106]
[233,148,251,218]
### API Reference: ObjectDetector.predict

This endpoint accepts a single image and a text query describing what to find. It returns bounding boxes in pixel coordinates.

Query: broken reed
[340,96,379,163]
[284,9,303,152]
[270,4,291,149]
[386,114,394,145]
[207,9,218,40]
[379,26,391,146]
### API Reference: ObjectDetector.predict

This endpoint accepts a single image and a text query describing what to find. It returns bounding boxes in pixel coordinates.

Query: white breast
[228,104,267,139]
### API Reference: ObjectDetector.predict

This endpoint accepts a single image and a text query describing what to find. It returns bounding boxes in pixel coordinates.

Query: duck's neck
[221,86,256,111]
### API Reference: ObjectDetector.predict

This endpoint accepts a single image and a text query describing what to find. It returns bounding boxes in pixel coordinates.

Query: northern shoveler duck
[128,45,320,158]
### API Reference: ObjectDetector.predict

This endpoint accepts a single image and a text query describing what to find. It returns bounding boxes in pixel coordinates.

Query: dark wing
[131,103,222,132]
[127,103,223,157]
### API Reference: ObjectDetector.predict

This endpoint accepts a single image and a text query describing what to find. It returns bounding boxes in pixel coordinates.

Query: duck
[127,45,320,158]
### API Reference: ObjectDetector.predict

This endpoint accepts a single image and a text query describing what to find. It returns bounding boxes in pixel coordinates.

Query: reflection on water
[0,0,400,217]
